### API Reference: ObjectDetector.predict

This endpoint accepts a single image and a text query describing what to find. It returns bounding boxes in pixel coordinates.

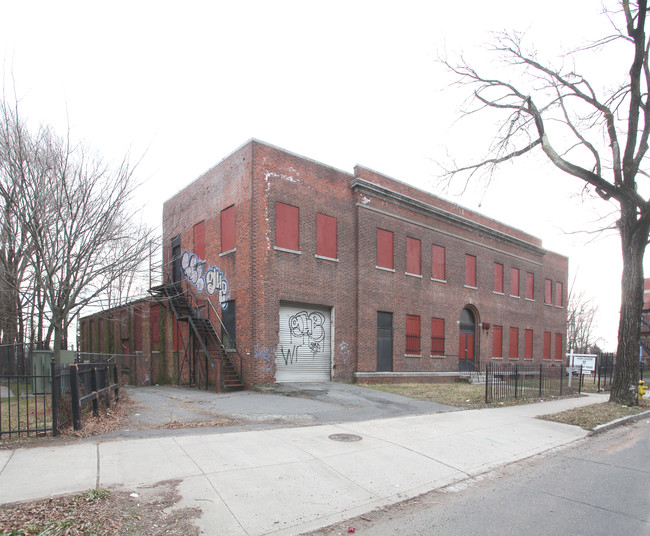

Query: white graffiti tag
[181,250,231,309]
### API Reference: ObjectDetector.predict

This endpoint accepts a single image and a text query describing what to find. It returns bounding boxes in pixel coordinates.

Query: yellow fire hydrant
[639,380,647,400]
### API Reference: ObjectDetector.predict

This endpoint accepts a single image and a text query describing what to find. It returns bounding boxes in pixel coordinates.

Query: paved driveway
[111,382,457,440]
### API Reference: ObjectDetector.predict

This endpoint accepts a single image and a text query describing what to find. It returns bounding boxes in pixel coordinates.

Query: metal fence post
[51,358,58,437]
[539,363,543,397]
[90,366,99,417]
[579,365,583,394]
[113,363,119,403]
[70,363,81,431]
[485,363,489,403]
[514,364,519,399]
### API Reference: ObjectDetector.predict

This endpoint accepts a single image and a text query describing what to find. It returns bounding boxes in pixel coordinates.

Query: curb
[590,409,650,435]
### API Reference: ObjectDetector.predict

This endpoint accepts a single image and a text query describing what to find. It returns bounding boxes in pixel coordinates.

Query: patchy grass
[0,480,200,536]
[539,398,650,430]
[363,382,575,410]
[0,395,53,438]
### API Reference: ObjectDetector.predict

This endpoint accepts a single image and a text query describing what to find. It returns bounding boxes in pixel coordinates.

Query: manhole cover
[328,433,362,442]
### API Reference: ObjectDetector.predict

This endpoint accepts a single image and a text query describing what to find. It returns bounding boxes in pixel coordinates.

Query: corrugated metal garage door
[276,303,332,382]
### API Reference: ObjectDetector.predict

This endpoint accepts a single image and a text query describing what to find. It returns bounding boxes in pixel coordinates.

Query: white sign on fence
[569,353,597,372]
[565,351,598,387]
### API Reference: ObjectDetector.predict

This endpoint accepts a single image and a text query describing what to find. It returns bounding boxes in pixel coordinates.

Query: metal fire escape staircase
[150,282,244,392]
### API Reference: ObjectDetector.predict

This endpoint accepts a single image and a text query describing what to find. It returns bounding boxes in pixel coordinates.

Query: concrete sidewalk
[0,393,608,535]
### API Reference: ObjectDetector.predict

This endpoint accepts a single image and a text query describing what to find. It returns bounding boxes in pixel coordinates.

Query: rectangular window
[524,329,533,359]
[276,202,300,251]
[465,254,477,287]
[406,314,421,354]
[509,327,519,358]
[545,279,553,304]
[316,213,337,259]
[526,272,535,300]
[510,268,520,297]
[377,229,394,270]
[493,325,503,358]
[431,318,445,356]
[406,237,421,276]
[432,245,446,281]
[543,332,551,359]
[494,263,504,293]
[554,333,563,360]
[221,205,235,253]
[193,220,206,259]
[555,282,563,307]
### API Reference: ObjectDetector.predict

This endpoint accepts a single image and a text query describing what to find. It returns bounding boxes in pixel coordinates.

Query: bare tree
[441,1,649,404]
[566,287,601,354]
[0,97,155,361]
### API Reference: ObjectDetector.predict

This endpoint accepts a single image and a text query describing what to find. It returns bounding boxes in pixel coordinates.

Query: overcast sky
[1,0,633,349]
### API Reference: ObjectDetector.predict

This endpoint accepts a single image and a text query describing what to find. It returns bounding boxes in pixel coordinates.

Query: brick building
[81,139,568,388]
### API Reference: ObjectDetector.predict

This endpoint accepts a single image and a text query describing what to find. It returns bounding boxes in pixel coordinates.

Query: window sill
[555,305,564,309]
[464,285,477,290]
[274,246,301,255]
[525,298,534,302]
[523,358,533,361]
[491,357,503,360]
[404,354,421,358]
[508,358,520,361]
[405,272,422,278]
[315,254,339,262]
[430,354,446,359]
[376,266,395,273]
[219,248,237,257]
[493,291,504,296]
[431,278,446,283]
[509,295,520,299]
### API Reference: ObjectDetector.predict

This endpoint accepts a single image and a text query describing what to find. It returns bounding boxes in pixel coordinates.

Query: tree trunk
[611,208,649,405]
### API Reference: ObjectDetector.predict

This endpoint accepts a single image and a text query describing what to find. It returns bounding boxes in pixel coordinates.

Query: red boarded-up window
[193,221,206,259]
[509,327,519,358]
[406,237,421,276]
[406,314,421,354]
[431,318,445,355]
[510,268,520,297]
[555,282,563,307]
[526,272,534,300]
[465,254,477,287]
[316,213,337,259]
[543,332,551,359]
[432,245,445,281]
[554,333,563,360]
[525,329,533,359]
[494,263,504,293]
[545,279,553,304]
[377,229,394,270]
[493,325,503,358]
[276,202,300,251]
[221,205,235,253]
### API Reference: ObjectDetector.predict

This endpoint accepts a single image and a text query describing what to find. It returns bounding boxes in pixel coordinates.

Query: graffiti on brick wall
[339,340,351,368]
[254,345,275,373]
[180,250,231,309]
[278,310,326,366]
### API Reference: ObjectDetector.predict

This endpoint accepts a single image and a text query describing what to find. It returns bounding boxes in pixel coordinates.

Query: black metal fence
[485,363,577,403]
[1,360,119,439]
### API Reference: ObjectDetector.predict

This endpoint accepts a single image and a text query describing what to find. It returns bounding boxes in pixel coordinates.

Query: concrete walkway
[0,393,608,535]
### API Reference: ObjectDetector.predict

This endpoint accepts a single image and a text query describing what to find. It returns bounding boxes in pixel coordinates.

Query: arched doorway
[459,308,476,372]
